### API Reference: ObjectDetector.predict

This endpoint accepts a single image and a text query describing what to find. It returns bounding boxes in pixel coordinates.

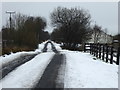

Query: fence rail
[84,43,120,65]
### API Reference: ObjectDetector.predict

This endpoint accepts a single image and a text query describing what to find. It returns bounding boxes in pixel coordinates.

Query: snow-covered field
[0,40,118,88]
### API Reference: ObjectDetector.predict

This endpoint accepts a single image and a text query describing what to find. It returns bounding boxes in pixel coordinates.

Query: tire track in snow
[33,53,66,89]
[1,41,65,89]
[0,52,55,89]
[42,41,59,53]
[0,54,37,79]
[33,41,66,89]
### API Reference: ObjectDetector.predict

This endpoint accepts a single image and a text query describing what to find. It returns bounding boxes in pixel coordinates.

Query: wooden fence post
[102,44,105,61]
[88,43,118,65]
[90,43,91,54]
[116,47,120,65]
[106,44,109,63]
[110,46,113,64]
[91,43,93,55]
[96,43,99,58]
[99,44,101,59]
[93,43,95,55]
[95,44,97,57]
[93,44,96,56]
[84,43,86,52]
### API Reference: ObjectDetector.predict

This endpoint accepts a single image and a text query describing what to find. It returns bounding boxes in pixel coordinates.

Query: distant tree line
[2,13,50,54]
[2,7,117,54]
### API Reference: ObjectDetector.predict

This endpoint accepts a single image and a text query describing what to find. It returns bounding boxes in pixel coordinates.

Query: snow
[62,50,118,88]
[86,47,90,49]
[0,40,60,69]
[51,41,62,51]
[0,52,55,88]
[38,41,47,51]
[78,44,82,47]
[0,41,118,88]
[38,40,62,52]
[0,51,38,69]
[103,53,117,62]
[47,43,53,52]
[113,40,119,43]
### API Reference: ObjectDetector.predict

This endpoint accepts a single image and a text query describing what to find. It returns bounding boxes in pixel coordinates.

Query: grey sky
[2,2,118,35]
[118,1,120,33]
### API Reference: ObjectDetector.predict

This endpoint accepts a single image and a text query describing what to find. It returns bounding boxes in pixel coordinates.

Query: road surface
[34,41,65,89]
[1,41,66,89]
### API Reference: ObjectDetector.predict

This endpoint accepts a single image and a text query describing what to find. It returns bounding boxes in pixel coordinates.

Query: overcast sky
[2,2,118,35]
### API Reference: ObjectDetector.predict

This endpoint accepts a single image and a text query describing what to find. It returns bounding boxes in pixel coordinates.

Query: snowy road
[33,41,65,89]
[34,53,65,88]
[0,41,118,89]
[0,41,66,89]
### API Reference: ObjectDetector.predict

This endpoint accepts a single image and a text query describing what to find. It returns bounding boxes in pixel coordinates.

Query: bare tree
[92,24,102,43]
[13,13,28,30]
[51,7,91,49]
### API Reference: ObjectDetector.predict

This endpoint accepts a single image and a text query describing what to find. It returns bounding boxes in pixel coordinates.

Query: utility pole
[5,11,15,47]
[6,11,15,30]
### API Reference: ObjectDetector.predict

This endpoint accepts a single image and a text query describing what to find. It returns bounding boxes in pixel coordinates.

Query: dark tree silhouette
[51,7,91,49]
[2,13,49,54]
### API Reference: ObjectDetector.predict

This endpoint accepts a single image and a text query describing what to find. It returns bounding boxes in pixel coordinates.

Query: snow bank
[38,41,47,51]
[62,50,118,88]
[51,41,62,51]
[38,40,62,52]
[0,51,38,69]
[0,52,55,88]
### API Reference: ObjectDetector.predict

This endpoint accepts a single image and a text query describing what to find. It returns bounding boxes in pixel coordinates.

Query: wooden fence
[84,43,120,65]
